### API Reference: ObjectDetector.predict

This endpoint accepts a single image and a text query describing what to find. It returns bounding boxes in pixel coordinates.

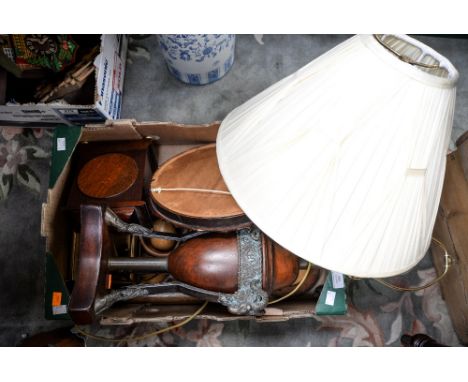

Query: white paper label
[325,290,336,306]
[52,305,67,315]
[331,271,345,289]
[57,137,66,151]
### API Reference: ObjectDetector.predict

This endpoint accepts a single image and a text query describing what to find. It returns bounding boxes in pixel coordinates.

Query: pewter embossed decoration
[104,209,207,242]
[95,288,149,315]
[218,227,269,315]
[97,213,269,316]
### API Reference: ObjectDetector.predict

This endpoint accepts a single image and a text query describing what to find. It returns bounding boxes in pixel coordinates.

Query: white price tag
[57,137,66,151]
[325,290,336,306]
[52,305,67,315]
[331,271,345,289]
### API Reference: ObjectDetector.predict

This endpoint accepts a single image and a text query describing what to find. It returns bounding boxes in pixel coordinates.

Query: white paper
[52,305,67,315]
[325,290,336,306]
[57,137,66,151]
[331,271,345,289]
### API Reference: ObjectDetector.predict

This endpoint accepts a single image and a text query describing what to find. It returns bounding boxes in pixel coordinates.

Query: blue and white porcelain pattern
[158,34,236,85]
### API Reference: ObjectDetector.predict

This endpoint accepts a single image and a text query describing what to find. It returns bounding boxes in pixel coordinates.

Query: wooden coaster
[77,153,138,199]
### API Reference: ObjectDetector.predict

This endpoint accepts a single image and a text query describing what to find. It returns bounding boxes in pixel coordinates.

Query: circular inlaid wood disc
[78,153,138,199]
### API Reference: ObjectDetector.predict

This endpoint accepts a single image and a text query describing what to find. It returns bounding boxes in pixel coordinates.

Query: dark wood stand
[64,139,156,225]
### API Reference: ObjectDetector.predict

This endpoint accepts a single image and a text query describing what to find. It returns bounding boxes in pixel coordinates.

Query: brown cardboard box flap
[432,147,468,344]
[100,301,318,325]
[83,119,142,141]
[135,121,220,144]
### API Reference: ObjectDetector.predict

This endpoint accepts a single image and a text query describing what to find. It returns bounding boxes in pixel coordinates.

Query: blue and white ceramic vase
[158,34,236,85]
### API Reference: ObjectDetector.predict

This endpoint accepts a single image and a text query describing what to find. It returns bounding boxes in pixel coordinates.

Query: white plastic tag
[57,137,66,151]
[52,305,67,315]
[331,271,345,289]
[325,290,336,306]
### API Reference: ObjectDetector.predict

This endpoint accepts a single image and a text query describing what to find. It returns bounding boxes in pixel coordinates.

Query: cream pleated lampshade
[216,34,458,278]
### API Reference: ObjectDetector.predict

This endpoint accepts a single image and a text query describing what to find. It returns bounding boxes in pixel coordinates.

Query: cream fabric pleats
[216,34,458,277]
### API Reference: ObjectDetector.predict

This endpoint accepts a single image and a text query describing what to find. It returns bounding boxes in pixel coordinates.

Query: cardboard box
[41,119,324,324]
[431,132,468,345]
[0,35,127,127]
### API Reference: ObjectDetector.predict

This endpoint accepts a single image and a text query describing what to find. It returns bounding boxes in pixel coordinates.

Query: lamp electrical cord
[374,237,452,292]
[74,301,208,344]
[268,262,312,305]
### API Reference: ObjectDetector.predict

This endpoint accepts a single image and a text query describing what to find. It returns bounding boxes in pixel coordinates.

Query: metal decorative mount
[218,227,269,315]
[95,287,149,315]
[104,208,208,242]
[95,211,269,316]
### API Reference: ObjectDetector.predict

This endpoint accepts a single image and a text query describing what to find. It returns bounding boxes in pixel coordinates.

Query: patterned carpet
[0,127,460,346]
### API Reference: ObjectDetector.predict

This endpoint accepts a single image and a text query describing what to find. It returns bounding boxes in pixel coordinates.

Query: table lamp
[216,34,458,278]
